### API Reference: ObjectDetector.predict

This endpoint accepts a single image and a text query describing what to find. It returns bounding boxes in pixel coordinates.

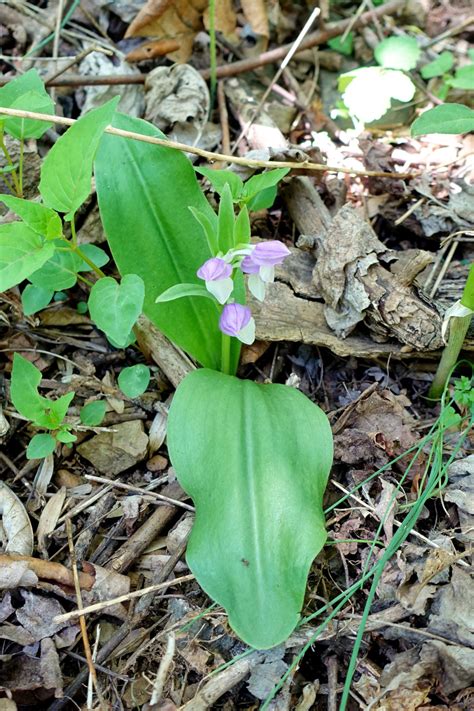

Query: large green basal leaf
[167,369,333,649]
[95,114,240,372]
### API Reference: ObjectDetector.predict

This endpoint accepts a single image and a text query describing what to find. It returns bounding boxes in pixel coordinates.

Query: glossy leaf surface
[95,113,240,372]
[167,369,333,649]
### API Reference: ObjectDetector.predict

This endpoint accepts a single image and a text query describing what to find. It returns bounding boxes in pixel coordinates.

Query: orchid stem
[221,333,231,375]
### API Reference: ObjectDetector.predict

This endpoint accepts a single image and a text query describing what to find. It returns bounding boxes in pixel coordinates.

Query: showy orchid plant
[1,71,333,650]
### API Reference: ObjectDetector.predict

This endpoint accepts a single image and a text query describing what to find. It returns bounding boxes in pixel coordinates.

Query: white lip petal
[259,265,275,283]
[441,300,474,343]
[206,277,234,304]
[238,317,256,345]
[248,273,266,302]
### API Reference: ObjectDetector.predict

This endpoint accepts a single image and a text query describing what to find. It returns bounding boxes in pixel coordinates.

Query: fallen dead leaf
[126,0,209,63]
[36,487,66,557]
[0,554,94,590]
[0,481,34,555]
[144,64,209,146]
[77,419,149,475]
[241,0,269,38]
[333,389,418,467]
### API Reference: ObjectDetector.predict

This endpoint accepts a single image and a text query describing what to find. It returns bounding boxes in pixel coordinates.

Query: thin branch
[0,106,418,179]
[53,573,195,623]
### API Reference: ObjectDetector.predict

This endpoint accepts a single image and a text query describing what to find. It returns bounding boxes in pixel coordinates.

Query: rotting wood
[283,177,446,351]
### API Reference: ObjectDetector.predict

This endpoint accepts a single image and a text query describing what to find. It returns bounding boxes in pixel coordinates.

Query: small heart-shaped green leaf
[27,433,56,459]
[88,274,145,347]
[21,284,54,315]
[118,364,150,398]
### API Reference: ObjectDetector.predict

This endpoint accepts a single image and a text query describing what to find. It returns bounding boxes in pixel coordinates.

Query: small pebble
[146,454,168,472]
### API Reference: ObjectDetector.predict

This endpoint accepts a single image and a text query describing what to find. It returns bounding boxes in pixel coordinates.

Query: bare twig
[84,474,195,512]
[54,573,195,623]
[149,632,176,705]
[65,518,101,701]
[0,106,417,179]
[231,6,321,152]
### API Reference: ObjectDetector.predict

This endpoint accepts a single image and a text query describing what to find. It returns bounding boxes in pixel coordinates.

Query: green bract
[167,369,333,649]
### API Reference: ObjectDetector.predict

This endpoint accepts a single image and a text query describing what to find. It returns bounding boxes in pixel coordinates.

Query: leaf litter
[0,0,473,708]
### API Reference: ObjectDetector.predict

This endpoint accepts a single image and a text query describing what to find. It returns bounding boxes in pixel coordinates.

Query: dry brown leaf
[241,0,269,37]
[36,487,67,557]
[125,38,182,63]
[205,0,237,36]
[0,554,95,590]
[126,0,208,63]
[102,370,124,414]
[0,481,34,555]
[33,453,54,497]
[77,420,149,475]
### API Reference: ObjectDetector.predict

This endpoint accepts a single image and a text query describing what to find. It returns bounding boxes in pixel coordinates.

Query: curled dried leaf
[0,481,34,555]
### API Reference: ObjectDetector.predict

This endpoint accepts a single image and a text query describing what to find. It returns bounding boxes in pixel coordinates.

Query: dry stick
[0,106,417,179]
[425,13,474,48]
[44,45,111,85]
[84,474,195,512]
[65,518,101,702]
[49,538,189,711]
[148,632,176,705]
[231,6,321,152]
[54,573,195,624]
[429,240,458,298]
